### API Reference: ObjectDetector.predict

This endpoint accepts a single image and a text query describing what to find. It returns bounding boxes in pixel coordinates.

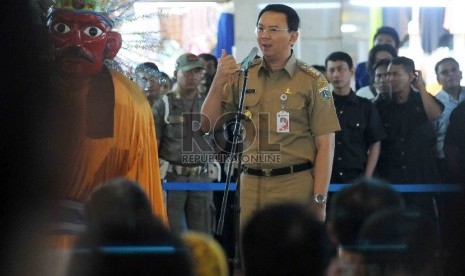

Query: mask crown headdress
[38,0,134,28]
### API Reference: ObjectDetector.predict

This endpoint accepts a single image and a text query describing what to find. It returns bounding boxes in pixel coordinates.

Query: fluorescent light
[350,0,461,7]
[341,24,357,33]
[258,2,341,10]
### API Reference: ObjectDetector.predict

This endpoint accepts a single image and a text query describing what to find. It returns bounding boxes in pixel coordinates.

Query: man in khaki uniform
[201,4,340,226]
[153,53,215,235]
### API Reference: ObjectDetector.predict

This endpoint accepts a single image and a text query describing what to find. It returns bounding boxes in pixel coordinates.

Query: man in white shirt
[434,57,465,182]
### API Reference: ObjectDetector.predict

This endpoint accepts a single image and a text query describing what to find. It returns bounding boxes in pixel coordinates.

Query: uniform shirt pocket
[243,93,260,109]
[283,94,305,110]
[166,115,184,137]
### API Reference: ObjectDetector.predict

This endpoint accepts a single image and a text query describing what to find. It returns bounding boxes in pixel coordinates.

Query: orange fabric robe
[51,68,167,248]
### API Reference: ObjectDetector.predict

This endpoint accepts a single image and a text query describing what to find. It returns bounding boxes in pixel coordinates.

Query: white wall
[233,0,371,66]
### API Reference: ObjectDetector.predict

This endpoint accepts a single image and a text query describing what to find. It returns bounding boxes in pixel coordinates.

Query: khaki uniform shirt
[221,53,340,169]
[153,87,215,166]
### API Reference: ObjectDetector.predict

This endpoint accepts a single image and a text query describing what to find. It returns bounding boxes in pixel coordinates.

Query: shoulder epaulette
[296,60,321,78]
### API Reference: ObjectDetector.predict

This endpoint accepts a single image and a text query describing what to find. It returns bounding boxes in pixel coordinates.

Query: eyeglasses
[255,26,290,36]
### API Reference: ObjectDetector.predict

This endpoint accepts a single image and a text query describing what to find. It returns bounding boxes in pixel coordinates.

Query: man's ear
[105,31,122,59]
[289,31,299,46]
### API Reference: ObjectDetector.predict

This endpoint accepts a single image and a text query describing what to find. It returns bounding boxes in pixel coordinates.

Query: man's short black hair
[68,178,194,276]
[390,56,415,74]
[325,51,353,69]
[257,4,300,31]
[242,203,329,276]
[328,177,405,246]
[135,62,159,74]
[312,64,326,74]
[357,209,439,275]
[434,57,460,75]
[198,53,218,69]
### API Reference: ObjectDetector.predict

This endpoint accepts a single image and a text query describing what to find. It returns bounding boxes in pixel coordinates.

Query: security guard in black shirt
[326,51,386,183]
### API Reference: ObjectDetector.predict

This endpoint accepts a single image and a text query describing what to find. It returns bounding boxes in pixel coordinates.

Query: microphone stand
[216,67,250,270]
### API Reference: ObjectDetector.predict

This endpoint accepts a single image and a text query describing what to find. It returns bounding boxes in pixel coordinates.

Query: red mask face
[48,10,122,78]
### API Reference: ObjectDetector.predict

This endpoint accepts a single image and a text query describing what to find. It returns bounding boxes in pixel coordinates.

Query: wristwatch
[313,194,327,204]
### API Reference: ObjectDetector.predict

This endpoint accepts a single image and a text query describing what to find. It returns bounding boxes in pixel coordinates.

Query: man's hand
[213,49,240,87]
[311,201,327,222]
[412,70,427,93]
[200,49,239,133]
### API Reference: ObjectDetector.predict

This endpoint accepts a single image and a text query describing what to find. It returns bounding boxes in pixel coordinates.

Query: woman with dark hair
[355,26,400,90]
[356,44,398,101]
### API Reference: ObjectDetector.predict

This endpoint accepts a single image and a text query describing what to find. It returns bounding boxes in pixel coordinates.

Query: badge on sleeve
[317,79,331,101]
[320,89,331,101]
[277,110,290,133]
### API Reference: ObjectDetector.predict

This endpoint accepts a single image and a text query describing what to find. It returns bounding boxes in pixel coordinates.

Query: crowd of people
[4,1,465,276]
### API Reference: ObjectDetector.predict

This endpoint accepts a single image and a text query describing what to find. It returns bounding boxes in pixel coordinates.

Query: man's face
[136,71,159,89]
[374,65,390,94]
[326,60,353,91]
[200,58,216,78]
[387,64,412,94]
[48,10,116,78]
[144,78,162,103]
[437,60,462,92]
[176,68,203,92]
[159,77,172,95]
[256,11,297,61]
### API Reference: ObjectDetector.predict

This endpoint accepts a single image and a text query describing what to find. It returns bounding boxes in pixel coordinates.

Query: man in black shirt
[325,52,386,183]
[444,100,465,184]
[375,57,443,184]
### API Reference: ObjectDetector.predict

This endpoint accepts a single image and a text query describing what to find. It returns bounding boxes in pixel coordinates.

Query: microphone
[239,47,259,73]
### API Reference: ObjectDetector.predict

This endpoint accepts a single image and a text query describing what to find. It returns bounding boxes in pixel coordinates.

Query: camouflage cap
[175,53,203,72]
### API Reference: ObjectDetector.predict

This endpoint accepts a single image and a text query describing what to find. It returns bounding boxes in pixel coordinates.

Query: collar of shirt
[436,86,465,103]
[258,50,297,77]
[171,86,202,100]
[333,89,359,104]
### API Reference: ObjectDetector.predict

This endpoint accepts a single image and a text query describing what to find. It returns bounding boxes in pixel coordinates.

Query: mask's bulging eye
[83,26,104,37]
[53,23,70,34]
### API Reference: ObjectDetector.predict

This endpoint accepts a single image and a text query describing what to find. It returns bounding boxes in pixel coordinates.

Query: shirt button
[339,172,344,176]
[401,152,405,155]
[339,110,344,114]
[402,165,407,169]
[356,122,360,127]
[337,141,342,145]
[400,138,405,142]
[337,157,342,161]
